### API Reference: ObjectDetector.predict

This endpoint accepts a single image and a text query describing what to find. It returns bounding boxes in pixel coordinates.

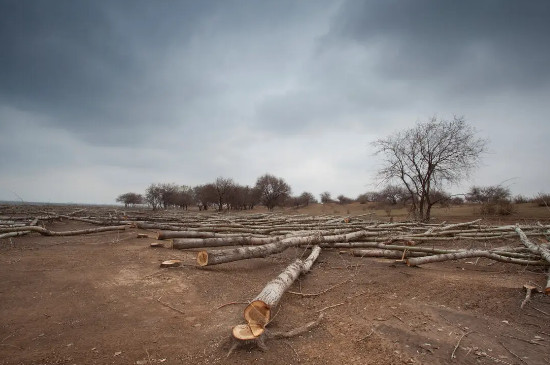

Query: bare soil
[1,219,550,364]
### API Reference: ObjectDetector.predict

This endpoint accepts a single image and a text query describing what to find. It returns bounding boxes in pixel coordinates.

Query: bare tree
[193,184,217,211]
[336,194,353,205]
[466,185,511,203]
[320,192,333,204]
[214,177,235,211]
[116,192,143,207]
[145,183,163,210]
[255,174,291,211]
[173,185,194,210]
[373,116,487,221]
[299,192,317,206]
[158,183,180,209]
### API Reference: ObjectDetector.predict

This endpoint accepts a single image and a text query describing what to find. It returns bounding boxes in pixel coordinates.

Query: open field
[1,204,550,364]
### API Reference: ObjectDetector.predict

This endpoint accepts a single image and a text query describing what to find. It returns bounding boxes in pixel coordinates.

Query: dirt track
[1,219,550,365]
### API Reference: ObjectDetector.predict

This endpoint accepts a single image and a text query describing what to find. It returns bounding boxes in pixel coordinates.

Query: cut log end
[160,259,182,268]
[232,324,265,340]
[244,300,271,336]
[197,251,209,266]
[150,242,164,248]
[137,233,148,239]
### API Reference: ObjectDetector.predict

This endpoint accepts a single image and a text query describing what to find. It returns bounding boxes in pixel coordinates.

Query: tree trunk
[0,225,127,236]
[157,231,259,240]
[197,231,364,266]
[173,236,281,250]
[406,250,549,267]
[351,249,428,259]
[233,246,321,339]
[515,225,550,263]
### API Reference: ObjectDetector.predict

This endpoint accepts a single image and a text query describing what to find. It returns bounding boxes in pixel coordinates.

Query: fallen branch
[451,331,472,360]
[156,296,185,315]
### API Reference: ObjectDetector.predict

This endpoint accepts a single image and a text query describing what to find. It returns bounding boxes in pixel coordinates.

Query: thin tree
[373,116,487,221]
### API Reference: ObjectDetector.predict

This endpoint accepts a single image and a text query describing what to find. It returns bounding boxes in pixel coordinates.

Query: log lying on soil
[157,230,263,240]
[516,225,550,263]
[328,241,540,260]
[172,236,283,250]
[233,246,322,339]
[0,225,128,236]
[0,231,30,239]
[351,249,428,259]
[406,250,549,267]
[197,231,364,266]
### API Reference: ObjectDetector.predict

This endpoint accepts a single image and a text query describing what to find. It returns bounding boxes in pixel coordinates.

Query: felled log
[172,236,282,250]
[233,246,321,339]
[197,239,299,266]
[406,250,549,267]
[157,230,258,240]
[0,225,128,236]
[197,231,364,266]
[515,225,550,263]
[328,241,539,260]
[0,231,30,239]
[351,249,428,259]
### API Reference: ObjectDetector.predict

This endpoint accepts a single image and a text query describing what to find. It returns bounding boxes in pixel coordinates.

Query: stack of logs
[2,207,549,346]
[146,215,550,345]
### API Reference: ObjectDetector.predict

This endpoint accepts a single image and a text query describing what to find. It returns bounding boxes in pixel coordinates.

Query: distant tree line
[117,173,307,211]
[117,178,548,214]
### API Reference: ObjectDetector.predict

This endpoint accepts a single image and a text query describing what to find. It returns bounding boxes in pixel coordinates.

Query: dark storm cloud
[0,0,220,143]
[328,0,550,92]
[0,0,321,144]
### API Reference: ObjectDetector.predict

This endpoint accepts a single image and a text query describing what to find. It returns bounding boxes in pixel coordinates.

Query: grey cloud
[327,0,550,93]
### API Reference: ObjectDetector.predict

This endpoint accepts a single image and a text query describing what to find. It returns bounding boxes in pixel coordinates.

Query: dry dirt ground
[1,219,550,365]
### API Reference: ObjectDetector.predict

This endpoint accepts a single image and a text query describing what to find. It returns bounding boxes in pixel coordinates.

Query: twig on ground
[451,331,472,360]
[392,314,405,323]
[531,307,549,316]
[355,329,375,342]
[157,296,185,315]
[216,301,249,310]
[315,302,344,313]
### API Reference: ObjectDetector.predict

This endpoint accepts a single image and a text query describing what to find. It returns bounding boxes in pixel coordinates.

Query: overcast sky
[1,0,549,204]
